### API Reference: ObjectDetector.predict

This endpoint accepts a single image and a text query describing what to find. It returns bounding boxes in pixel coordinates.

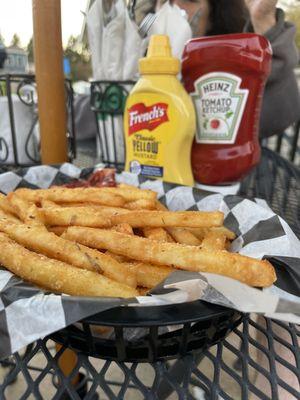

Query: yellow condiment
[124,35,196,186]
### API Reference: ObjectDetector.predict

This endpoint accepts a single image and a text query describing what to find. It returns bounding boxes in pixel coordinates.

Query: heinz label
[128,103,169,135]
[191,72,249,144]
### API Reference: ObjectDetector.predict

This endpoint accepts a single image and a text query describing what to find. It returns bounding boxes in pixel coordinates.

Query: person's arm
[244,7,300,138]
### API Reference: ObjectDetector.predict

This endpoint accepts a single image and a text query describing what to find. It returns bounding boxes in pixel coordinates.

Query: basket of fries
[0,164,299,362]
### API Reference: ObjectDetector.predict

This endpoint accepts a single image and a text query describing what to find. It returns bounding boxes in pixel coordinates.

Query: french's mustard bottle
[124,35,196,186]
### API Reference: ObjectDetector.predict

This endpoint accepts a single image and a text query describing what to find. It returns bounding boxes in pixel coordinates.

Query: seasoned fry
[189,226,236,241]
[0,193,17,215]
[1,219,137,287]
[201,231,227,251]
[101,186,157,202]
[122,262,174,288]
[0,232,138,298]
[156,201,201,245]
[40,207,112,228]
[0,221,103,273]
[41,199,59,208]
[111,210,224,228]
[124,199,156,210]
[47,226,66,236]
[7,193,45,227]
[75,243,137,287]
[0,207,21,224]
[15,187,125,207]
[138,287,149,296]
[167,227,201,246]
[112,223,134,235]
[58,203,129,216]
[64,227,276,288]
[142,227,174,243]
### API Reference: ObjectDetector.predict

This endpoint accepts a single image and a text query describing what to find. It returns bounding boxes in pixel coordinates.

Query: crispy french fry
[122,262,174,288]
[40,207,112,228]
[167,227,201,246]
[47,226,66,236]
[58,203,129,216]
[111,210,224,228]
[124,199,156,210]
[201,231,227,251]
[41,199,59,208]
[189,226,236,241]
[15,187,125,207]
[0,232,138,297]
[7,193,45,227]
[138,287,149,296]
[0,193,17,215]
[0,206,22,224]
[0,221,103,273]
[142,227,174,243]
[156,201,201,245]
[112,223,134,235]
[64,227,276,288]
[105,251,129,263]
[101,186,157,202]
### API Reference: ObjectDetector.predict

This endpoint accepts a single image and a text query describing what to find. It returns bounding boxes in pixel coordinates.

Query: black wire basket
[0,74,76,167]
[90,80,136,169]
[51,301,242,363]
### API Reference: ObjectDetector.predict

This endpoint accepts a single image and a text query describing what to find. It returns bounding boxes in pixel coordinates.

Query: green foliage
[10,33,21,48]
[285,3,300,51]
[63,35,92,81]
[27,37,34,63]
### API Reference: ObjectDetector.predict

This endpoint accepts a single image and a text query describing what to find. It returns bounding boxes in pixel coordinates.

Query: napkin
[148,2,192,60]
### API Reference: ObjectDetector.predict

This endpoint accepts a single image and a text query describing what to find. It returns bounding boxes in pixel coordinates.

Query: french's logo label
[128,103,169,135]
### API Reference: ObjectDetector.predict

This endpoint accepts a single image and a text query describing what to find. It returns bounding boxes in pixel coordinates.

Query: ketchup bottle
[182,33,272,185]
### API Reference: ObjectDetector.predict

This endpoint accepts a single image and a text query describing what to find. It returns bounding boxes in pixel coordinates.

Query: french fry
[101,186,157,202]
[122,262,174,288]
[0,232,137,298]
[112,223,134,235]
[0,193,17,215]
[166,227,201,246]
[75,243,137,287]
[111,210,224,228]
[189,226,236,241]
[47,226,66,236]
[138,287,149,296]
[15,187,126,207]
[58,203,129,216]
[64,227,276,288]
[142,227,174,243]
[0,221,103,273]
[0,206,21,224]
[40,207,112,228]
[41,199,59,208]
[201,231,227,251]
[7,193,45,227]
[124,199,156,210]
[156,201,201,245]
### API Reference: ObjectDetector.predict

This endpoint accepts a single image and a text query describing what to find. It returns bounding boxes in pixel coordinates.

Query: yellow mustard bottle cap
[139,35,180,75]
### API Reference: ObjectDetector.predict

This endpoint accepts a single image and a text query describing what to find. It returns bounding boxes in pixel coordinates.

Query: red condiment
[63,169,116,188]
[182,33,272,185]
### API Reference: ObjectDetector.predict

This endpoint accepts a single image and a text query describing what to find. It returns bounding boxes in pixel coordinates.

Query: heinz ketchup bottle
[182,33,272,185]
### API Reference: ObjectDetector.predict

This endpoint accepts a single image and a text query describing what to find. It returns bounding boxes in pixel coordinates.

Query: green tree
[63,35,92,81]
[0,32,5,46]
[285,4,300,52]
[10,33,21,48]
[27,37,34,63]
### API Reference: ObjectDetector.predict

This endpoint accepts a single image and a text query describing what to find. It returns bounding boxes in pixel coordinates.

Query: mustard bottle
[124,35,196,186]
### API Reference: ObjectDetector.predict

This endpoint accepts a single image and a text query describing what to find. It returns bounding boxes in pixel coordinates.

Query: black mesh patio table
[0,147,299,400]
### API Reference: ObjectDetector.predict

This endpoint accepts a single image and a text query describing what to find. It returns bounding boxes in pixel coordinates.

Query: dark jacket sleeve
[244,9,300,138]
